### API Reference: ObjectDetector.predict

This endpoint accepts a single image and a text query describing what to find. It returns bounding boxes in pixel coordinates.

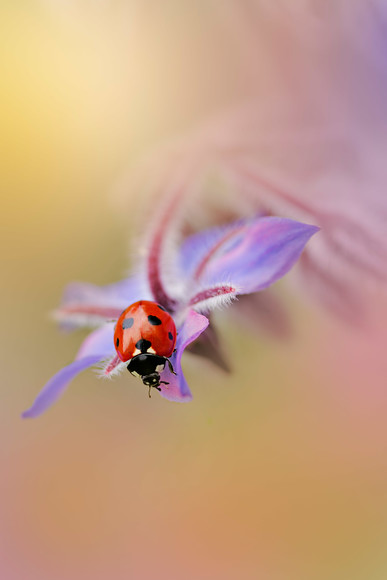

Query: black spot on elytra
[136,338,152,353]
[116,338,119,347]
[168,332,173,340]
[148,315,162,326]
[122,317,134,329]
[158,304,166,311]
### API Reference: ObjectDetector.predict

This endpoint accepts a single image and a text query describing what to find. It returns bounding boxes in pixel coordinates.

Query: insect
[114,300,177,397]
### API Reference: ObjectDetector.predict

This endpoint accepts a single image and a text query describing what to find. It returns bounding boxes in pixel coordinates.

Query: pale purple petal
[75,323,116,360]
[158,310,209,402]
[76,326,126,377]
[63,276,147,307]
[55,305,124,329]
[198,217,319,295]
[179,218,249,279]
[22,355,103,419]
[59,276,150,328]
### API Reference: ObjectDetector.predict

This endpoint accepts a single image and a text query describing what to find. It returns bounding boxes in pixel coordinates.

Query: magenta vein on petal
[189,285,236,306]
[193,224,246,281]
[58,305,123,319]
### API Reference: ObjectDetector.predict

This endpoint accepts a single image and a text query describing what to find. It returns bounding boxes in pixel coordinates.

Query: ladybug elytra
[114,300,177,396]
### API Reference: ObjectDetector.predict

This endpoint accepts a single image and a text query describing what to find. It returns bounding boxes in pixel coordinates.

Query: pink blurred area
[2,2,387,579]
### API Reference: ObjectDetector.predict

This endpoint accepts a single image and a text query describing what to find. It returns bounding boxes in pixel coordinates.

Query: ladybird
[114,300,177,396]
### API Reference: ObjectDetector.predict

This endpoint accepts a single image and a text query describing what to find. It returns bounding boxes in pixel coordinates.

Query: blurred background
[2,1,387,579]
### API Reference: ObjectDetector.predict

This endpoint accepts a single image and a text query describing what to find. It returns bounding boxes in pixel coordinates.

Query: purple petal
[75,323,116,360]
[59,276,150,328]
[22,355,103,419]
[55,305,124,326]
[158,310,209,402]
[228,157,387,322]
[179,218,249,280]
[63,276,148,307]
[197,217,319,294]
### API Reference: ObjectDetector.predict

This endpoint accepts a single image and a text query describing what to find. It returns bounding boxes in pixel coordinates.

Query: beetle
[114,300,177,396]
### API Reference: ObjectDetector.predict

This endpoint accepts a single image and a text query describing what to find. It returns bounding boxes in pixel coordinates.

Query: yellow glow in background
[2,3,387,579]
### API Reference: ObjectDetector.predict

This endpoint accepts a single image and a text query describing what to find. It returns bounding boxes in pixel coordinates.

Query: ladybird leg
[167,359,177,375]
[158,380,169,390]
[149,385,162,397]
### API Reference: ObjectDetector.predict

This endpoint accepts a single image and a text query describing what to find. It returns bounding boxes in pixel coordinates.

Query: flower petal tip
[21,355,103,420]
[159,388,193,403]
[305,223,320,236]
[20,409,34,420]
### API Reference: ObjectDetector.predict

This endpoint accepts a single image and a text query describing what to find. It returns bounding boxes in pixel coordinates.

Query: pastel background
[2,2,387,579]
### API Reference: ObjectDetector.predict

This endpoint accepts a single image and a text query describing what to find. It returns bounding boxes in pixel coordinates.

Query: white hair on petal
[94,356,127,380]
[52,310,112,329]
[187,281,240,314]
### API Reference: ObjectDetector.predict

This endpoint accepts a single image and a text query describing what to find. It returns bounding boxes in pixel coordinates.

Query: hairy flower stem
[146,163,199,312]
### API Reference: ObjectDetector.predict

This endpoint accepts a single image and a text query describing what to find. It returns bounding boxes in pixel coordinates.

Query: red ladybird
[114,300,177,396]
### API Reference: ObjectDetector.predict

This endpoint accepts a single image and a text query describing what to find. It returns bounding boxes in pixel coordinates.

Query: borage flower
[22,208,318,418]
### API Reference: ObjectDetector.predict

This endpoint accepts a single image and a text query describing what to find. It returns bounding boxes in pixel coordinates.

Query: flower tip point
[299,222,320,240]
[21,409,33,420]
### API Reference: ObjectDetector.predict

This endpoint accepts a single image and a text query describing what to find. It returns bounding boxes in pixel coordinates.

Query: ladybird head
[142,372,161,390]
[141,372,171,398]
[127,353,172,397]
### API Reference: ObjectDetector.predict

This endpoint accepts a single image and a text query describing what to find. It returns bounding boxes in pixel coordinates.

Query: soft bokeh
[2,2,387,579]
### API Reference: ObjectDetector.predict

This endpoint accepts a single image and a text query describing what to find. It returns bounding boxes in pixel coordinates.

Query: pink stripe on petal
[193,223,247,280]
[59,277,148,330]
[179,218,250,280]
[62,278,146,309]
[22,355,103,419]
[189,285,237,310]
[146,173,191,311]
[158,310,209,402]
[58,305,123,320]
[103,355,123,376]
